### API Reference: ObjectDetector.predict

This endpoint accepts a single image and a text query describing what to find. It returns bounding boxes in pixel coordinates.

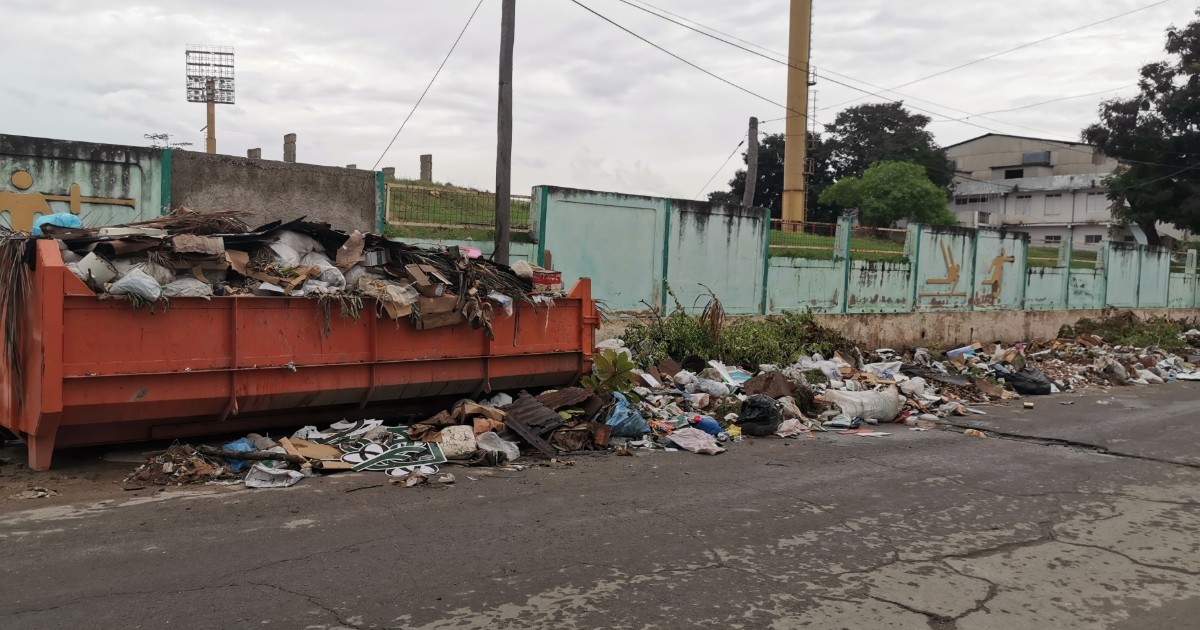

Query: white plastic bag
[596,338,633,361]
[301,252,346,289]
[269,242,302,268]
[108,268,162,302]
[664,427,725,455]
[476,431,520,462]
[899,377,927,397]
[274,230,324,257]
[244,462,304,489]
[161,277,214,298]
[823,386,903,422]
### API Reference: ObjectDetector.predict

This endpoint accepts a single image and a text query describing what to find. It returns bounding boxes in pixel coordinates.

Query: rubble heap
[39,208,560,336]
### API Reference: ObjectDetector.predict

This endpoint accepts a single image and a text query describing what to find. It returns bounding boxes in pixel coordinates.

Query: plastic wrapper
[823,386,903,422]
[107,268,162,302]
[606,392,649,437]
[476,431,520,462]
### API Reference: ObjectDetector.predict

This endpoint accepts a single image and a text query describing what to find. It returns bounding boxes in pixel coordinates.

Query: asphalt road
[2,383,1199,629]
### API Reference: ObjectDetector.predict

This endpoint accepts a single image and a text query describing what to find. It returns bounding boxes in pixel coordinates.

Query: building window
[1004,169,1025,179]
[1044,235,1063,245]
[1086,192,1108,214]
[1022,151,1052,165]
[1085,235,1103,244]
[1016,195,1032,215]
[977,212,992,225]
[1045,193,1063,216]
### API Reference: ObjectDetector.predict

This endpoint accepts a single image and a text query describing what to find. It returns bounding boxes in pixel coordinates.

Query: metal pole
[205,79,216,154]
[782,0,812,222]
[742,117,759,208]
[494,0,516,265]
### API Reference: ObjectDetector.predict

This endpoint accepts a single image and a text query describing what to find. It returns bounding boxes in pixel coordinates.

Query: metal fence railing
[385,183,532,235]
[769,220,908,262]
[1027,238,1101,269]
[848,225,908,263]
[769,220,838,259]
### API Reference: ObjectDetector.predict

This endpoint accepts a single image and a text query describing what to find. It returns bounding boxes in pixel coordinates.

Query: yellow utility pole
[782,0,812,223]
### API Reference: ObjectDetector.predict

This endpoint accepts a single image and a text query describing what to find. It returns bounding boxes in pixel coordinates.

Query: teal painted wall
[768,258,843,313]
[1069,270,1105,310]
[1138,247,1171,308]
[535,187,667,312]
[1106,245,1142,308]
[915,227,975,311]
[1025,268,1067,311]
[847,260,913,313]
[1168,273,1197,309]
[973,230,1028,310]
[667,200,767,315]
[533,185,1198,317]
[0,134,164,232]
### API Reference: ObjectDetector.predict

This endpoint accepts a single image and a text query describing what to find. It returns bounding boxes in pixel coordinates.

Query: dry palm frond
[0,237,31,405]
[697,284,725,350]
[128,207,250,235]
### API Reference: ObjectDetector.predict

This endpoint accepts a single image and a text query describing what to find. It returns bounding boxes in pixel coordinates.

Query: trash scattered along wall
[0,134,165,232]
[533,185,1200,317]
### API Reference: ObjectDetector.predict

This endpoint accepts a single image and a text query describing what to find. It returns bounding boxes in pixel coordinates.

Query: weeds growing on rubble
[621,290,855,369]
[1064,311,1195,350]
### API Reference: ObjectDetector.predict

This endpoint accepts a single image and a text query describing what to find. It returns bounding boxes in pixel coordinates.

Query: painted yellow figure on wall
[0,169,137,232]
[981,248,1016,300]
[0,170,54,232]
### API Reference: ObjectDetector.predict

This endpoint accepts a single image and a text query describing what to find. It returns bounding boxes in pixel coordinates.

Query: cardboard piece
[406,264,453,297]
[414,310,466,330]
[173,234,226,255]
[289,438,345,460]
[336,231,366,271]
[419,295,459,315]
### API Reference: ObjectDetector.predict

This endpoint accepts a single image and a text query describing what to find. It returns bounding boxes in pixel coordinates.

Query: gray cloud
[2,0,1194,200]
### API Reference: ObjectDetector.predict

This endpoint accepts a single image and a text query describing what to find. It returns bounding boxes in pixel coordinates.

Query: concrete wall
[533,186,768,314]
[536,184,1199,318]
[815,308,1200,351]
[170,151,379,232]
[0,134,164,231]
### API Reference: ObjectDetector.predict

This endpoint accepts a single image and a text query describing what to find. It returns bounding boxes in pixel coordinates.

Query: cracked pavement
[1,383,1199,629]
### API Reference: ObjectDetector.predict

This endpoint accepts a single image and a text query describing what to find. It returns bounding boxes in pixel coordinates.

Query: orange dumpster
[1,240,598,470]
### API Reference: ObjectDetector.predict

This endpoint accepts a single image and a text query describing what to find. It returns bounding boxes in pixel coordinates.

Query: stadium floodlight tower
[185,45,235,154]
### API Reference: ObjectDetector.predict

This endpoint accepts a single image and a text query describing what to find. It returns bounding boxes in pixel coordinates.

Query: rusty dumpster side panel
[2,240,598,470]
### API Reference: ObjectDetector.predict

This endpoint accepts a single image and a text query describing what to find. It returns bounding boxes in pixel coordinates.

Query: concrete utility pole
[782,0,812,223]
[494,0,516,266]
[283,134,297,163]
[420,154,433,182]
[743,117,760,208]
[205,79,217,154]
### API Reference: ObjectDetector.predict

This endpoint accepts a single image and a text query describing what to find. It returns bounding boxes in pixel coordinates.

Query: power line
[621,0,789,62]
[693,135,746,200]
[569,0,806,119]
[821,0,1178,112]
[932,84,1139,122]
[371,0,484,171]
[610,0,1101,139]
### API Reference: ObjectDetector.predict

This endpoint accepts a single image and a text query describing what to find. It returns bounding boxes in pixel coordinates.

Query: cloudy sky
[4,0,1195,199]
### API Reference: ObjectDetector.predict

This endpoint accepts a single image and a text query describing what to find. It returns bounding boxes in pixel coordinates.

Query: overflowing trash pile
[117,297,1200,487]
[38,208,561,336]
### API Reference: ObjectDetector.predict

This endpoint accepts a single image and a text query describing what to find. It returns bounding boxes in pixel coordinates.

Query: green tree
[709,103,950,222]
[1082,9,1200,247]
[818,161,955,228]
[823,103,953,189]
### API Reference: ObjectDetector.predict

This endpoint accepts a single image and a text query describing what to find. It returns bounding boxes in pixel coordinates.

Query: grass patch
[769,232,908,262]
[1027,247,1100,269]
[386,179,531,230]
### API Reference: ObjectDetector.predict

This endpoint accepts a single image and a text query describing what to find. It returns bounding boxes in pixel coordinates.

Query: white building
[945,133,1185,248]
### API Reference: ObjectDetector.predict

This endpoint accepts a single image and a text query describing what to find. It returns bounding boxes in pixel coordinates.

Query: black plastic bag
[1007,368,1052,396]
[737,394,783,436]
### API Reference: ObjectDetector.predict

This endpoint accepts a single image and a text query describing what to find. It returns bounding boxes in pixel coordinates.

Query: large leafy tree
[822,102,953,188]
[709,103,949,222]
[1082,9,1200,247]
[818,161,956,228]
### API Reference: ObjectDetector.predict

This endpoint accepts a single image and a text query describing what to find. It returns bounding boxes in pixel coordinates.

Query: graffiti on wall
[0,169,137,232]
[919,241,966,298]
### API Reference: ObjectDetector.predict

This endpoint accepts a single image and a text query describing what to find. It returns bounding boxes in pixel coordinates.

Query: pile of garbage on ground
[37,208,562,336]
[122,308,1200,490]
